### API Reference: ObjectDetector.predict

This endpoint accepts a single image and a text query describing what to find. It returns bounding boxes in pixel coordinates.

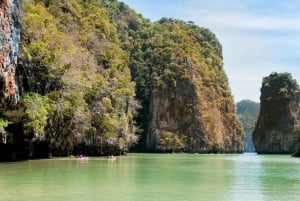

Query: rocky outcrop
[129,19,244,153]
[0,0,21,104]
[147,77,244,153]
[253,72,300,154]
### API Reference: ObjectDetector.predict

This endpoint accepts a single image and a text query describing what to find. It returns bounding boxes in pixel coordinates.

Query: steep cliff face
[126,18,244,153]
[0,0,20,104]
[253,72,300,154]
[147,72,244,153]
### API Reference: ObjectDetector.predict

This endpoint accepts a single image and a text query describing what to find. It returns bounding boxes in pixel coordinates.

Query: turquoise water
[0,154,300,201]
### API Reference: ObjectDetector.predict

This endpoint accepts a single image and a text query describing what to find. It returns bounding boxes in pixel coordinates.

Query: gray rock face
[144,64,244,153]
[0,0,21,104]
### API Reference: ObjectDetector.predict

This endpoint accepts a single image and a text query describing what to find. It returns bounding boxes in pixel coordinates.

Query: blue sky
[121,0,300,102]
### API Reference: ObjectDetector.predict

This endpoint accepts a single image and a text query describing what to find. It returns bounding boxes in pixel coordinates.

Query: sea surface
[0,153,299,201]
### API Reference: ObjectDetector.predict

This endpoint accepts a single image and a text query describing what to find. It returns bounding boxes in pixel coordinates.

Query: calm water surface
[0,154,300,201]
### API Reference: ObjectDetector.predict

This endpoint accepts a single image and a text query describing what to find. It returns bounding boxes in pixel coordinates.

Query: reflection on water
[225,154,300,201]
[0,154,299,201]
[225,154,264,201]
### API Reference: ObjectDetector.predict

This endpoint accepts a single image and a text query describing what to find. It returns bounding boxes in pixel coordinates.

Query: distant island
[236,100,259,152]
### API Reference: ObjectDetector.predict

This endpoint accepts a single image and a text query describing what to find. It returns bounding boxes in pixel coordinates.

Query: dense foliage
[159,130,184,153]
[236,100,260,152]
[294,129,300,157]
[259,72,299,126]
[0,0,139,157]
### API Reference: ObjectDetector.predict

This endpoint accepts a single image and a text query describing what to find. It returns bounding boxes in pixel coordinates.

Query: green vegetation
[236,100,260,152]
[160,130,184,153]
[258,72,299,127]
[261,72,299,117]
[22,93,53,138]
[1,0,139,157]
[293,129,300,156]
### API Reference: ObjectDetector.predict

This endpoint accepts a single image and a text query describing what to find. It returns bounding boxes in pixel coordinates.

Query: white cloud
[182,4,300,102]
[198,12,300,32]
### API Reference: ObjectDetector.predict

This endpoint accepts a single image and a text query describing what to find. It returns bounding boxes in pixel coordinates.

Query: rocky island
[253,72,300,154]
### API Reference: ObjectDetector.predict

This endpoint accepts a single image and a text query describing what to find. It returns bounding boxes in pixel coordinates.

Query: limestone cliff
[253,72,300,154]
[127,18,244,153]
[0,0,20,104]
[147,76,244,153]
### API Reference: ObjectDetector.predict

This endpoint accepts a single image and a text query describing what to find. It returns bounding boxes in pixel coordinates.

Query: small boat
[75,155,89,160]
[107,155,116,161]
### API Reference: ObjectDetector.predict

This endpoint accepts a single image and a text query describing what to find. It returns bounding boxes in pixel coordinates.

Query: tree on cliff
[253,72,300,154]
[160,130,185,153]
[293,129,300,157]
[236,100,260,152]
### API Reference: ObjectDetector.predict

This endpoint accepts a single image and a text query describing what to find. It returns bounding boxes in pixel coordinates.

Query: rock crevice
[0,0,21,103]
